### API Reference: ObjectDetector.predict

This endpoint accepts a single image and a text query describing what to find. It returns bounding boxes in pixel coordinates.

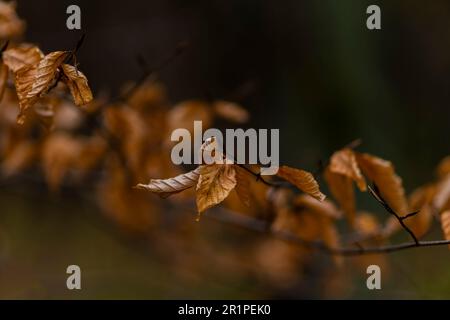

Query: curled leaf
[356,152,408,216]
[15,51,70,123]
[277,165,325,201]
[3,44,44,72]
[136,167,201,198]
[324,168,356,227]
[61,63,93,106]
[329,148,366,191]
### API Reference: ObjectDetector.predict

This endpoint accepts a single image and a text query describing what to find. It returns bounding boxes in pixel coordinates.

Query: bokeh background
[1,0,450,299]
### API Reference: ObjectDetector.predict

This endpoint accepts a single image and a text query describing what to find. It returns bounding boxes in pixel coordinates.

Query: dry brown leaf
[2,44,44,72]
[324,168,356,227]
[0,1,25,39]
[403,184,435,239]
[356,152,408,216]
[15,51,70,123]
[440,210,450,249]
[234,165,251,207]
[213,100,249,123]
[61,64,93,106]
[136,167,201,198]
[277,165,325,201]
[329,148,366,191]
[196,164,237,214]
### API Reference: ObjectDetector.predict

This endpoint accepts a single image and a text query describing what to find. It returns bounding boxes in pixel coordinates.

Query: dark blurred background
[1,0,450,299]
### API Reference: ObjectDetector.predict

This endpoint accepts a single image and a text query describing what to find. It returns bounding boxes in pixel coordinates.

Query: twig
[368,184,419,245]
[206,206,450,256]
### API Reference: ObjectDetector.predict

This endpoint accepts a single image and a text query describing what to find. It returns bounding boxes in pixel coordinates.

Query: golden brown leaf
[329,148,366,191]
[403,184,435,239]
[15,51,70,123]
[324,168,356,227]
[277,165,325,201]
[213,100,249,123]
[61,64,93,106]
[136,167,201,198]
[356,152,408,216]
[2,44,44,72]
[196,164,237,214]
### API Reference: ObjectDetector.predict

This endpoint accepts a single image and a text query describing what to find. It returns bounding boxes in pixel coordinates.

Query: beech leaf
[61,63,93,106]
[277,165,325,201]
[136,167,201,198]
[196,164,237,214]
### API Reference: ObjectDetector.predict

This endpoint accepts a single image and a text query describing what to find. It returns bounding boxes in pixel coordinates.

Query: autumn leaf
[2,44,44,72]
[61,64,93,106]
[356,152,408,216]
[196,164,237,214]
[136,167,201,198]
[14,51,70,123]
[329,148,366,191]
[324,168,356,227]
[404,184,435,239]
[277,165,325,201]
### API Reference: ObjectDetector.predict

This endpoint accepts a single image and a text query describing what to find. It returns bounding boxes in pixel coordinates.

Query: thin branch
[368,184,419,245]
[206,206,450,256]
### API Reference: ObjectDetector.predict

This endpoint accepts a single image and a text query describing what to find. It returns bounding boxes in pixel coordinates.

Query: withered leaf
[329,148,366,191]
[277,165,325,201]
[15,51,70,123]
[356,152,408,216]
[324,168,356,227]
[405,184,435,239]
[136,167,201,198]
[61,64,93,106]
[3,44,44,72]
[196,164,237,214]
